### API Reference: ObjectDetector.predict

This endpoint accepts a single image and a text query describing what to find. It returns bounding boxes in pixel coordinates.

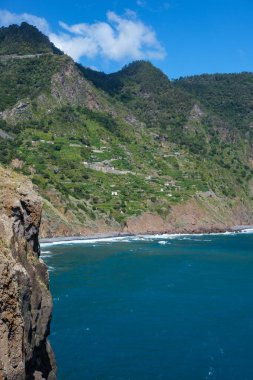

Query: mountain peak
[0,22,63,55]
[119,60,168,81]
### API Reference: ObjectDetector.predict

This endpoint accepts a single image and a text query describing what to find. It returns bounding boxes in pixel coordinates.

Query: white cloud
[0,9,166,64]
[49,32,98,61]
[0,9,50,34]
[51,11,166,62]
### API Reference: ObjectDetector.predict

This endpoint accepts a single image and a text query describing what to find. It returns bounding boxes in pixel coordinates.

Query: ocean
[41,231,253,380]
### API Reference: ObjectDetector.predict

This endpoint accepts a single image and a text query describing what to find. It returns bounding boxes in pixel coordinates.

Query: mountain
[175,72,253,129]
[0,22,62,55]
[0,23,252,237]
[81,61,194,131]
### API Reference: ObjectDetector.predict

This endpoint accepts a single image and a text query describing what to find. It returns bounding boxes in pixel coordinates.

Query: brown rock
[0,166,56,380]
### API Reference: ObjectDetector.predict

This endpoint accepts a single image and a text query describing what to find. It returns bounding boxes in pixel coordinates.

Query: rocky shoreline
[0,167,56,380]
[40,195,253,241]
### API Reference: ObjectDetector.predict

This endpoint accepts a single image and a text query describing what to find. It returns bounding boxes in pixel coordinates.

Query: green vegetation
[174,73,253,130]
[0,22,62,55]
[82,61,194,131]
[0,54,66,111]
[0,24,252,227]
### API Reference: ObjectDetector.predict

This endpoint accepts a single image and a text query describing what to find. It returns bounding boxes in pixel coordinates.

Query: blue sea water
[41,232,253,380]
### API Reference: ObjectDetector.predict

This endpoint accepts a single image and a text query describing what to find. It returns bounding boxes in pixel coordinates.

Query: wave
[40,254,52,259]
[40,228,253,247]
[241,228,253,234]
[40,233,198,247]
[41,236,135,247]
[158,240,171,245]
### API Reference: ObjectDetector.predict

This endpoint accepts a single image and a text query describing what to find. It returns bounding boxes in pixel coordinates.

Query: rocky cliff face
[39,190,253,239]
[0,166,56,380]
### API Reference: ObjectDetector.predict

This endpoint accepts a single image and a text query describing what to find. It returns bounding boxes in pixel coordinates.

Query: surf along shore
[40,225,253,245]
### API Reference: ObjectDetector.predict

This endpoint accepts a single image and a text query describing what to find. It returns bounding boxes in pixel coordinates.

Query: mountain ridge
[0,23,252,238]
[0,22,63,55]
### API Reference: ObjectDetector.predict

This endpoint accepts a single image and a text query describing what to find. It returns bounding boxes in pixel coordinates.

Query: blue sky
[0,0,252,78]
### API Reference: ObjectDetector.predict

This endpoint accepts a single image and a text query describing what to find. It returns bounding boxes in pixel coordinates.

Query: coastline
[40,225,253,245]
[40,232,133,244]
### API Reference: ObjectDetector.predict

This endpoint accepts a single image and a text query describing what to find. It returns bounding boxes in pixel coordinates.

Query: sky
[0,0,252,78]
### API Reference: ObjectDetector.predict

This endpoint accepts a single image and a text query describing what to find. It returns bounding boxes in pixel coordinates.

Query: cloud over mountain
[0,9,50,34]
[0,9,166,64]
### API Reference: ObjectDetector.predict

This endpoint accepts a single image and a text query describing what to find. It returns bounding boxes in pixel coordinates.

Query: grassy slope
[82,61,253,196]
[0,25,252,235]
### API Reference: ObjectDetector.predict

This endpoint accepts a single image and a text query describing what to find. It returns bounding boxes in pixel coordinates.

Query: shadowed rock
[0,166,56,380]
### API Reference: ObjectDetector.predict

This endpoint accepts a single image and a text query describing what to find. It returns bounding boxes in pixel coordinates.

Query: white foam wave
[241,228,253,234]
[40,228,253,247]
[41,236,135,247]
[40,254,52,259]
[158,240,171,245]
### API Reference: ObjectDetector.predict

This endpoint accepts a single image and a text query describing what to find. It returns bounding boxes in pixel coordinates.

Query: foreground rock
[0,166,56,380]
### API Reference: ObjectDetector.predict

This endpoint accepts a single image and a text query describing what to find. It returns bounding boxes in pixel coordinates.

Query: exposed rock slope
[39,191,253,238]
[0,166,56,380]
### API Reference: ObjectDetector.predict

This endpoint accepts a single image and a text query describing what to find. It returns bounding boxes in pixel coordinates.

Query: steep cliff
[0,166,56,380]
